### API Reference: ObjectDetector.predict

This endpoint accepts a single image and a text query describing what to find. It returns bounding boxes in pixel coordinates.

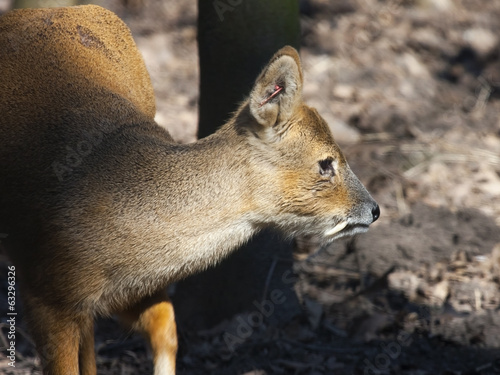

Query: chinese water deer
[0,5,379,375]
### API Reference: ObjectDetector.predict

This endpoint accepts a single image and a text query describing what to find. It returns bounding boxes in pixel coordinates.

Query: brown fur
[0,5,379,375]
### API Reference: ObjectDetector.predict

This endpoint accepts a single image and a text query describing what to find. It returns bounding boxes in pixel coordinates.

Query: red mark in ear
[259,85,284,107]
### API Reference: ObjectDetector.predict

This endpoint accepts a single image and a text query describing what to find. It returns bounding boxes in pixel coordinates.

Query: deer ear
[249,46,303,128]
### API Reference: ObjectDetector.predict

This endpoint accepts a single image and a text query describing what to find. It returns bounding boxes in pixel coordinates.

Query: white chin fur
[324,221,348,237]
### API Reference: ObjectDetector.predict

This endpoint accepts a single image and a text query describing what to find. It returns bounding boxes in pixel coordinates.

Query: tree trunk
[197,0,301,137]
[173,0,302,331]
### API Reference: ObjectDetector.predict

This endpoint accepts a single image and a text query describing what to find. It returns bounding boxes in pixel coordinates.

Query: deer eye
[319,158,335,178]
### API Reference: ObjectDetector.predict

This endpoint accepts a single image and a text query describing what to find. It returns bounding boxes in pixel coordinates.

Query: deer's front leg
[119,290,177,375]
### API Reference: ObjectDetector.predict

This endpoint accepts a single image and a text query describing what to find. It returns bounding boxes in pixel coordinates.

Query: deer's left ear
[249,46,303,128]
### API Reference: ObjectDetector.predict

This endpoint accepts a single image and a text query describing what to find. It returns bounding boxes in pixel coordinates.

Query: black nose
[372,204,380,222]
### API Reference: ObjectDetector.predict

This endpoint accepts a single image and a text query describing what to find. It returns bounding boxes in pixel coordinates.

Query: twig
[394,180,409,216]
[261,257,278,303]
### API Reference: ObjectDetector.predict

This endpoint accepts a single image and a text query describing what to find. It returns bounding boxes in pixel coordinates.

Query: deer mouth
[324,221,370,239]
[324,221,348,237]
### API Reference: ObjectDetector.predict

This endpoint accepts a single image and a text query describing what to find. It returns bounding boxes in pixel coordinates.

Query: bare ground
[1,0,500,374]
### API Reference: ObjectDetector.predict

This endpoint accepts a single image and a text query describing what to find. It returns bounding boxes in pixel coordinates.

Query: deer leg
[118,290,177,375]
[79,316,96,375]
[25,297,86,375]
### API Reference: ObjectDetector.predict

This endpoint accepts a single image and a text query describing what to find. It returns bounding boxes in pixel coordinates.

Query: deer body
[0,5,379,375]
